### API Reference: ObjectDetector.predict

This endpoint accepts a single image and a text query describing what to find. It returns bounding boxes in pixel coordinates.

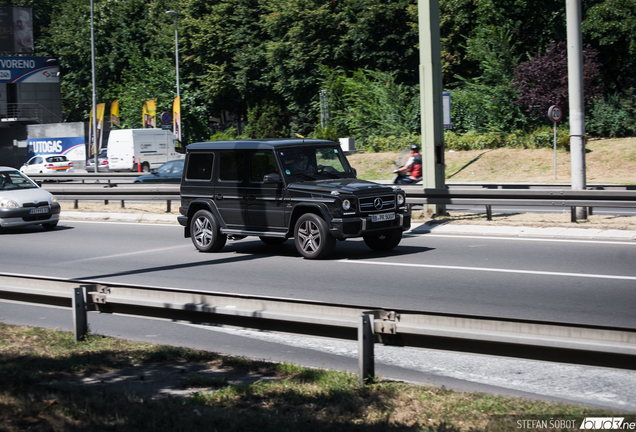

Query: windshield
[0,170,39,190]
[278,147,352,179]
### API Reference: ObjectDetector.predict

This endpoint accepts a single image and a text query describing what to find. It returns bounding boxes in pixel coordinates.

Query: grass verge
[0,323,623,431]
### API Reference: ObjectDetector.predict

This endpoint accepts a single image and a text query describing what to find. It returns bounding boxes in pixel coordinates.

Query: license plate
[371,212,395,222]
[29,207,50,215]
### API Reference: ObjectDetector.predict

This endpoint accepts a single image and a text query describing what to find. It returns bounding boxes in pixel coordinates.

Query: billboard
[0,56,59,83]
[27,137,86,160]
[0,7,34,54]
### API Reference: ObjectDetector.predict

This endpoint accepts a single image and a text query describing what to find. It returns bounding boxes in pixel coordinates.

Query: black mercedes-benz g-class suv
[178,139,411,259]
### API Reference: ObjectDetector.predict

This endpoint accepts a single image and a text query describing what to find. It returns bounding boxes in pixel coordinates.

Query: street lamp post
[165,11,180,99]
[90,0,97,173]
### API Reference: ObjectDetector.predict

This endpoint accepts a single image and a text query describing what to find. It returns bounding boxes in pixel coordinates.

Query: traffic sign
[548,105,562,122]
[161,111,172,125]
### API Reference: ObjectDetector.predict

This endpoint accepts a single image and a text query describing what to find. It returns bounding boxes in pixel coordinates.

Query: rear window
[46,156,68,163]
[186,153,214,180]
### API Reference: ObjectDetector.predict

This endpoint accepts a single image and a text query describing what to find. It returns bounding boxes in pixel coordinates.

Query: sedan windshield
[0,170,38,190]
[278,147,352,179]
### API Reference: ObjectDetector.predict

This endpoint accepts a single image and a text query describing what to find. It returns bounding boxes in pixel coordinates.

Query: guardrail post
[358,312,375,385]
[486,205,492,221]
[571,207,577,223]
[120,200,125,208]
[72,287,88,342]
[167,200,172,213]
[74,200,78,209]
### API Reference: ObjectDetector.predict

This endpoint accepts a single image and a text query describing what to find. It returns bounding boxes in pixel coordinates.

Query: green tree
[582,0,636,92]
[323,69,419,145]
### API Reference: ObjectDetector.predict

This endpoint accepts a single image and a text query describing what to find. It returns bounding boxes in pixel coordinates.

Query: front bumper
[329,211,411,239]
[0,203,61,228]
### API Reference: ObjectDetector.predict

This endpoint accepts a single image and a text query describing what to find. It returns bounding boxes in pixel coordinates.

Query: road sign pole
[554,121,557,180]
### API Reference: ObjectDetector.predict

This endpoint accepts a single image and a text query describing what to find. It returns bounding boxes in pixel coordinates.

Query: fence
[34,179,636,221]
[1,273,635,384]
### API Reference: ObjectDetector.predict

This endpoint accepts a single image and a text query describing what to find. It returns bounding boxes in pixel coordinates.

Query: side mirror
[263,173,282,184]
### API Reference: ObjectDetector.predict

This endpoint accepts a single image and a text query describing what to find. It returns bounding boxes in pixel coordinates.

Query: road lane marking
[339,259,636,281]
[74,245,191,262]
[405,233,636,246]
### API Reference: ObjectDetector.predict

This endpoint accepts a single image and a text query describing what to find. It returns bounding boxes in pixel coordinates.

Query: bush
[444,127,570,151]
[587,92,636,138]
[359,133,421,152]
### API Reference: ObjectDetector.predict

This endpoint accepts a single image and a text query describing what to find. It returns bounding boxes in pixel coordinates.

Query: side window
[250,151,278,182]
[219,151,244,182]
[186,153,214,180]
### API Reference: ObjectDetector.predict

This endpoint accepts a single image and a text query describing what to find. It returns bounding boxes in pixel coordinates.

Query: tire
[294,213,336,259]
[259,236,287,246]
[141,163,150,173]
[190,209,227,252]
[363,229,402,251]
[42,221,58,230]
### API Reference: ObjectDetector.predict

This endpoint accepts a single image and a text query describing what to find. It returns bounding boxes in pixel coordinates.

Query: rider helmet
[409,144,420,152]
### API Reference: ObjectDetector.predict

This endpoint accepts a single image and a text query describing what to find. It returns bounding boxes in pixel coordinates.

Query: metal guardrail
[36,181,636,221]
[1,273,635,383]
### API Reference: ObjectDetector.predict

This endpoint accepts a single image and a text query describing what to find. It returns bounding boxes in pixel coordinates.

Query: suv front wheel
[191,209,227,252]
[294,213,336,259]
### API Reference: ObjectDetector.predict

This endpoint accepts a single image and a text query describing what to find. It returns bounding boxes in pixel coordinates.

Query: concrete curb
[60,212,636,241]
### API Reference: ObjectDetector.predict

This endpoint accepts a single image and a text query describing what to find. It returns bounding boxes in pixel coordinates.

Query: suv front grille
[358,195,395,213]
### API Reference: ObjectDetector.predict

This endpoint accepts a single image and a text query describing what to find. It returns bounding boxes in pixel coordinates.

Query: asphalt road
[1,219,635,328]
[1,220,636,411]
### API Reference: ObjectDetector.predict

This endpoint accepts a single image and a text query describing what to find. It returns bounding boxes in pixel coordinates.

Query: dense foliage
[2,0,634,145]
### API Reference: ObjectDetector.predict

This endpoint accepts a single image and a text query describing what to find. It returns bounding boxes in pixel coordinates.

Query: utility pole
[567,0,587,221]
[418,0,446,217]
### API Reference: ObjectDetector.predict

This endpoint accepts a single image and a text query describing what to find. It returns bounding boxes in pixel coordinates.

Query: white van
[107,129,183,172]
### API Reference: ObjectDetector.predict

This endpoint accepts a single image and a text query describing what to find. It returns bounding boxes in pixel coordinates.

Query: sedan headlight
[397,194,405,206]
[0,199,19,209]
[50,195,58,203]
[342,199,351,211]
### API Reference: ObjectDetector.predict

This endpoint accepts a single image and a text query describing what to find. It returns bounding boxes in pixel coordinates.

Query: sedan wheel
[191,210,226,252]
[294,213,336,259]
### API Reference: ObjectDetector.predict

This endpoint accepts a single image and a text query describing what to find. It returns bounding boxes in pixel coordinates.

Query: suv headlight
[342,199,351,211]
[0,199,19,209]
[50,195,58,203]
[397,194,405,206]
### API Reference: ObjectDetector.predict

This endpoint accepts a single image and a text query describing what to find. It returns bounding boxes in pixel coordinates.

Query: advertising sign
[27,137,86,160]
[443,91,451,129]
[0,7,34,54]
[0,56,59,83]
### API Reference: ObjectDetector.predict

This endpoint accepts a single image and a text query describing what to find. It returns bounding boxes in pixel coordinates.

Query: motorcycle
[391,148,422,184]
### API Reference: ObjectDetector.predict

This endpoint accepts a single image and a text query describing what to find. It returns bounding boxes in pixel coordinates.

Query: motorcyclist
[395,144,422,184]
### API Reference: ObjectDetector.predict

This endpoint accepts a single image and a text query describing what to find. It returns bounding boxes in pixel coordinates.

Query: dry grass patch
[348,137,636,185]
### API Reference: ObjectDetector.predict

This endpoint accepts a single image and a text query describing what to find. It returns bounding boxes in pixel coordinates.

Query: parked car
[134,159,184,183]
[86,153,110,172]
[0,167,61,230]
[20,154,74,174]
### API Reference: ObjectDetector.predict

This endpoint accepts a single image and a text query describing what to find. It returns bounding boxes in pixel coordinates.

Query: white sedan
[20,154,74,174]
[0,167,60,230]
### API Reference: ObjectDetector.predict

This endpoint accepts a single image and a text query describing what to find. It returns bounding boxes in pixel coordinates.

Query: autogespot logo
[580,418,635,430]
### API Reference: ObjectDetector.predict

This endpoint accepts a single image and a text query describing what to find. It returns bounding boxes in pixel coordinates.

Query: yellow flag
[173,96,181,141]
[143,98,157,128]
[110,100,120,127]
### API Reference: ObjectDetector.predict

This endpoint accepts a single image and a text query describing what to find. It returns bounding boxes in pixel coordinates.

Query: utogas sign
[548,105,562,122]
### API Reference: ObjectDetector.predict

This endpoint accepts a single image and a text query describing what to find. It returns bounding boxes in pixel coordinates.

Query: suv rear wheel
[294,213,336,259]
[191,209,227,252]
